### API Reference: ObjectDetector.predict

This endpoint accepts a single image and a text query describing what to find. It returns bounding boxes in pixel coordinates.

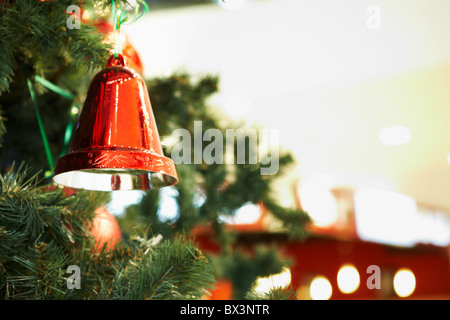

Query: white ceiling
[123,0,450,212]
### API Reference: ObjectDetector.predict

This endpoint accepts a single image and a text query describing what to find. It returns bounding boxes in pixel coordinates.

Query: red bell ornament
[53,54,177,191]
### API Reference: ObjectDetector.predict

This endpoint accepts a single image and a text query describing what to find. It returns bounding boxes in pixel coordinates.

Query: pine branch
[0,0,117,93]
[208,246,288,300]
[9,241,71,300]
[104,236,215,300]
[245,286,299,300]
[262,199,311,240]
[0,163,102,299]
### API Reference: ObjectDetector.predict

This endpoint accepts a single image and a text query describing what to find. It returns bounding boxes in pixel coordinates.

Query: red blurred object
[192,190,450,300]
[90,206,123,252]
[42,185,121,251]
[208,279,233,300]
[53,54,177,191]
[95,20,144,75]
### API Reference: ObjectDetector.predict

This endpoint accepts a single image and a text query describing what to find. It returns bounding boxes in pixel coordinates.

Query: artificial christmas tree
[0,0,310,300]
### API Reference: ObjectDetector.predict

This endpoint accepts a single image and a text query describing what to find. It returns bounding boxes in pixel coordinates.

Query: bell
[53,54,178,191]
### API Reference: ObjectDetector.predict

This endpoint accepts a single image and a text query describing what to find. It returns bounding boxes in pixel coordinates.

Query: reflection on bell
[53,54,178,191]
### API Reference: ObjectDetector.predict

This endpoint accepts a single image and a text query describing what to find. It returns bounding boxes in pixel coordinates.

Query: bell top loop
[107,54,127,68]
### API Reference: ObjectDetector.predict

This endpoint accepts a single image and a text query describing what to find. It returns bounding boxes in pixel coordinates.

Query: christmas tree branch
[0,0,135,93]
[103,236,215,300]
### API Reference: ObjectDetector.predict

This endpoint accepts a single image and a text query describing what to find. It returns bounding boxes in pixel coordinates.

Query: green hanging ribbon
[34,75,77,157]
[112,0,149,58]
[60,109,76,157]
[34,75,75,100]
[27,78,55,178]
[28,76,78,177]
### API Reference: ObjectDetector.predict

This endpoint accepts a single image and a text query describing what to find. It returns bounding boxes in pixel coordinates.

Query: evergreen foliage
[208,246,288,300]
[245,286,299,300]
[103,235,215,300]
[0,164,215,299]
[0,0,118,94]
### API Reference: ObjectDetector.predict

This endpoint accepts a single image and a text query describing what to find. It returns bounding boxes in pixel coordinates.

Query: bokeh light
[337,264,360,294]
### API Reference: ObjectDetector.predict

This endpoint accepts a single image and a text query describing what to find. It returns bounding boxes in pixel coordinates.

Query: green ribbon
[111,0,149,58]
[27,79,55,178]
[35,75,75,100]
[27,77,77,178]
[34,75,76,157]
[60,112,75,157]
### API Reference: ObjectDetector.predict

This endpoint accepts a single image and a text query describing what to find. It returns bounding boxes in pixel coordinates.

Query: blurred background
[109,0,450,299]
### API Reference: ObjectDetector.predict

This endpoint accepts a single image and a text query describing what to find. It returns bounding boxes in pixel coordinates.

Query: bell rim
[52,169,177,191]
[53,149,178,191]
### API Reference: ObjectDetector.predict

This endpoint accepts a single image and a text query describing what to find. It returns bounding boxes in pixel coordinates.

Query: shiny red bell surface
[53,54,177,191]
